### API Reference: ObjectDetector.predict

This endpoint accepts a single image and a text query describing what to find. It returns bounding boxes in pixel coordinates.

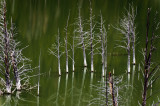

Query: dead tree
[10,20,21,91]
[64,12,70,73]
[37,51,41,96]
[115,5,137,73]
[129,5,137,65]
[0,0,37,94]
[109,72,117,106]
[9,18,36,91]
[89,1,95,72]
[72,32,75,71]
[115,9,131,73]
[74,8,88,67]
[0,0,12,93]
[96,12,107,77]
[49,29,64,76]
[142,8,160,106]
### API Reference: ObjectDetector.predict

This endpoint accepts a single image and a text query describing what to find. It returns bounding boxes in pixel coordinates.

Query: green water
[0,0,160,106]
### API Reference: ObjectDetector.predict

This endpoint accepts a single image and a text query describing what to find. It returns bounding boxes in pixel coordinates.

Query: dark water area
[0,0,160,106]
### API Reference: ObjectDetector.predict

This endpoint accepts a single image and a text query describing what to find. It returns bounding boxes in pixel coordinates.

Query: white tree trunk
[78,8,87,67]
[58,57,61,76]
[102,63,105,77]
[6,84,11,94]
[128,50,130,73]
[58,30,61,75]
[100,14,105,77]
[65,12,70,73]
[132,36,136,65]
[127,14,131,73]
[83,45,87,67]
[16,77,21,90]
[90,6,94,72]
[65,39,68,73]
[72,37,75,71]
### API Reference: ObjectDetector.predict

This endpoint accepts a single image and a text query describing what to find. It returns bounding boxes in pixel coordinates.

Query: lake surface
[0,0,160,106]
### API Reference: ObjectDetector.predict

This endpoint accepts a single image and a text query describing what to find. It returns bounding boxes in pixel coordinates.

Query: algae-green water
[1,0,160,106]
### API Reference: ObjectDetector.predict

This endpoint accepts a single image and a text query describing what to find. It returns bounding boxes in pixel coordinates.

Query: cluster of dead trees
[0,0,35,94]
[108,7,160,106]
[48,2,160,106]
[49,1,107,77]
[115,4,137,73]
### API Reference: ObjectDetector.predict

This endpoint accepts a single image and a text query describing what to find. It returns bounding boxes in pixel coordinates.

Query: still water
[1,0,160,106]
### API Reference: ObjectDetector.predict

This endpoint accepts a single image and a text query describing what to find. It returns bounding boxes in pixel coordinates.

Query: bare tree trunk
[78,8,87,67]
[83,45,87,67]
[89,2,94,72]
[132,32,136,65]
[65,12,70,73]
[100,13,105,77]
[49,29,63,76]
[10,20,21,91]
[105,37,108,106]
[127,49,130,73]
[106,67,108,106]
[37,51,41,96]
[127,13,131,73]
[58,30,61,75]
[104,30,107,77]
[142,71,148,106]
[142,8,150,106]
[72,36,75,71]
[3,1,11,93]
[109,72,117,106]
[11,51,21,90]
[58,56,61,75]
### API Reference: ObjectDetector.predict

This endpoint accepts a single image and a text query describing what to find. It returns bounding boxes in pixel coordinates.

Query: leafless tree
[115,10,131,73]
[129,5,137,65]
[64,12,70,73]
[115,5,137,73]
[109,72,117,106]
[96,12,107,77]
[37,51,41,96]
[0,0,12,93]
[74,8,88,67]
[75,8,87,67]
[0,0,38,93]
[141,9,160,106]
[9,19,36,92]
[89,1,96,72]
[71,32,75,71]
[49,29,64,76]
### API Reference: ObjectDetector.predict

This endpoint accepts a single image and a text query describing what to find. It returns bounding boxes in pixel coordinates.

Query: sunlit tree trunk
[65,12,70,73]
[100,12,105,77]
[49,29,63,76]
[127,11,131,73]
[132,32,136,65]
[89,2,94,72]
[72,36,75,71]
[130,6,137,65]
[57,30,61,75]
[78,8,87,67]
